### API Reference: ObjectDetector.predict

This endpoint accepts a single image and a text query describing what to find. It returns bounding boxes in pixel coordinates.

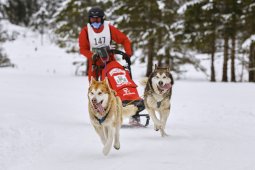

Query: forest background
[1,0,255,82]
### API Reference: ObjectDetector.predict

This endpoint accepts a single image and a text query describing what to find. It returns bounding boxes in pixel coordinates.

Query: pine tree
[183,0,220,82]
[217,0,234,82]
[219,0,242,82]
[3,0,38,26]
[157,0,179,69]
[112,0,160,76]
[0,2,4,19]
[0,22,12,67]
[31,0,63,30]
[112,0,180,76]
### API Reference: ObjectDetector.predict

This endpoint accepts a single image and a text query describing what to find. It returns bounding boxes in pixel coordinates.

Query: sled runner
[92,45,150,127]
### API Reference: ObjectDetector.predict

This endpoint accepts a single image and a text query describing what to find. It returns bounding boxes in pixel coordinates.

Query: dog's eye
[163,76,166,79]
[90,92,94,95]
[98,92,102,95]
[156,76,159,79]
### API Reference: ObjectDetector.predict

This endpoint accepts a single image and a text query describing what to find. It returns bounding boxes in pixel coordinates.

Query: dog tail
[139,77,148,86]
[122,105,138,118]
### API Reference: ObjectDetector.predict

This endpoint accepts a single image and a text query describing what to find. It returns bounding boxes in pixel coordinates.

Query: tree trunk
[253,43,255,82]
[249,41,255,82]
[210,33,216,82]
[230,0,237,82]
[211,53,216,82]
[222,35,229,82]
[157,24,162,66]
[158,55,163,66]
[164,47,170,67]
[230,36,236,82]
[140,55,146,63]
[146,38,154,77]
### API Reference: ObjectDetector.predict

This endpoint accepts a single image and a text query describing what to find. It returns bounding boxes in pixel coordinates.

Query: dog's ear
[103,77,111,89]
[111,90,117,95]
[167,65,171,72]
[90,77,96,85]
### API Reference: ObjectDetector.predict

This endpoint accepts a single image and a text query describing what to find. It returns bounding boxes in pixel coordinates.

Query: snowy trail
[1,70,255,170]
[1,28,255,170]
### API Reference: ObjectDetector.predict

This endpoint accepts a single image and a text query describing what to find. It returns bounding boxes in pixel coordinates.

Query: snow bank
[1,22,255,170]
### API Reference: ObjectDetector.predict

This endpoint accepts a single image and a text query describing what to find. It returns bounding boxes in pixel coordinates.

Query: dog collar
[157,101,162,108]
[94,112,109,125]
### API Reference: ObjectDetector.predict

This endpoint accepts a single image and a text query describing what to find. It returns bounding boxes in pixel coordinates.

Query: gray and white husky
[143,65,174,137]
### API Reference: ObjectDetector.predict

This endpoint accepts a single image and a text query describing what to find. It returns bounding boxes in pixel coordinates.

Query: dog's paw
[114,144,120,150]
[154,123,163,131]
[154,125,160,131]
[103,146,111,156]
[160,129,168,137]
[114,141,120,150]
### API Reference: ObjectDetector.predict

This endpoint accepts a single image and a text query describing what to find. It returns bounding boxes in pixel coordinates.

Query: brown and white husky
[88,78,138,155]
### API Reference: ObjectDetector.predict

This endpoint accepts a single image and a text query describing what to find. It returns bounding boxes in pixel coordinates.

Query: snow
[157,0,165,10]
[0,0,6,4]
[177,0,203,14]
[202,2,213,11]
[242,34,255,49]
[1,25,255,170]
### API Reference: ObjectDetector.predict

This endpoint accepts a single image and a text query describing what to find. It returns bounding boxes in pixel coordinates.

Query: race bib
[114,75,128,85]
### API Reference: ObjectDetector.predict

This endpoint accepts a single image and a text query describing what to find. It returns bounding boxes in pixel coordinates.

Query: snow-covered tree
[0,22,12,67]
[112,0,180,76]
[3,0,38,26]
[181,0,221,81]
[31,0,63,29]
[241,0,255,82]
[0,2,4,19]
[155,0,179,68]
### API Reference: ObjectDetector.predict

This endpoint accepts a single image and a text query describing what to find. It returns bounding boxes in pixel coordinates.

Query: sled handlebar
[109,49,131,66]
[92,47,133,79]
[110,49,132,79]
[92,48,131,66]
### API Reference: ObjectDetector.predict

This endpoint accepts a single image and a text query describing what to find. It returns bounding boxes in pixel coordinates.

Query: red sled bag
[92,46,149,127]
[101,61,141,101]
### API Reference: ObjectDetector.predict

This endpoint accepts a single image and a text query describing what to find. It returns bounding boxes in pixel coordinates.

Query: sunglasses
[90,17,102,23]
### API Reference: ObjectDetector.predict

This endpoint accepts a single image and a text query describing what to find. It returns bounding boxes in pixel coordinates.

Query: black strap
[157,102,162,108]
[94,112,109,125]
[110,49,131,65]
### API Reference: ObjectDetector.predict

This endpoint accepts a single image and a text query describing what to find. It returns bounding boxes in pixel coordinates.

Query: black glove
[92,53,99,62]
[123,54,131,65]
[122,54,131,59]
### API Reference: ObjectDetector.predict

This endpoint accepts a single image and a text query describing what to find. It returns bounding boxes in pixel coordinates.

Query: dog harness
[156,94,171,108]
[94,113,109,125]
[157,101,162,108]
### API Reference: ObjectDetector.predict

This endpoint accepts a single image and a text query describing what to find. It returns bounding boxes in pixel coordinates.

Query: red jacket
[79,23,132,80]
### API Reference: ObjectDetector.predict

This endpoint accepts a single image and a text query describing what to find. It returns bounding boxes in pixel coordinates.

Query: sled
[92,45,150,127]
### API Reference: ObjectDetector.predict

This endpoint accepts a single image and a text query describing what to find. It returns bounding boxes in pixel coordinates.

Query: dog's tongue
[93,102,105,115]
[159,83,172,90]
